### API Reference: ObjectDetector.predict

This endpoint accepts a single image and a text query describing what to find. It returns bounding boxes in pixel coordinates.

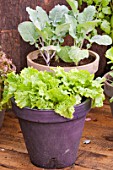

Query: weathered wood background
[0,0,111,75]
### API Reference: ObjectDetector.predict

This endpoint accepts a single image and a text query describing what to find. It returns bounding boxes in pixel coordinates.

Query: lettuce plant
[1,67,105,119]
[18,0,112,66]
[0,50,16,110]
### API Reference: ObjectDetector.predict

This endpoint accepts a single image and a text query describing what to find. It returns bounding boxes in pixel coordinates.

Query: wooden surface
[0,99,113,170]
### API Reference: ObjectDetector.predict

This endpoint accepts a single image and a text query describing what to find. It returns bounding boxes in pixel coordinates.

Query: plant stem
[46,51,50,66]
[39,50,49,66]
[39,37,44,47]
[80,39,84,49]
[50,51,56,59]
[74,39,76,46]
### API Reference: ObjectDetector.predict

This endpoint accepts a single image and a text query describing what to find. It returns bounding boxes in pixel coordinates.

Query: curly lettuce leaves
[1,67,105,119]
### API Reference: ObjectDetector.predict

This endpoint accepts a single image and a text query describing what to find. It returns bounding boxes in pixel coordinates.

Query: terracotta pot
[11,98,91,169]
[104,71,113,97]
[27,50,100,74]
[104,71,113,115]
[0,110,5,129]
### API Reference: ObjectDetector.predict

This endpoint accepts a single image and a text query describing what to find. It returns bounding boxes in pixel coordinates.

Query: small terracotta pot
[27,50,99,74]
[104,71,113,115]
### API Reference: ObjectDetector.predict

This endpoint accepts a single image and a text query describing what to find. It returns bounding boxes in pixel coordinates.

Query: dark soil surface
[33,55,95,67]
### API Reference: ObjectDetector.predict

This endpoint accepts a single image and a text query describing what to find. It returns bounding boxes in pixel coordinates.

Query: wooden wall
[0,0,68,72]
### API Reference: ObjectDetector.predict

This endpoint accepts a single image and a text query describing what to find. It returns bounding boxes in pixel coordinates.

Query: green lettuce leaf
[1,67,105,119]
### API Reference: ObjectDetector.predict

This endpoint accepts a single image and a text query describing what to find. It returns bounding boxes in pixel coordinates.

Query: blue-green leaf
[68,47,89,65]
[18,21,38,45]
[26,6,49,30]
[90,35,112,45]
[66,0,78,16]
[100,20,111,34]
[77,20,100,34]
[78,6,96,24]
[57,46,73,62]
[55,23,70,36]
[65,14,77,38]
[49,5,69,26]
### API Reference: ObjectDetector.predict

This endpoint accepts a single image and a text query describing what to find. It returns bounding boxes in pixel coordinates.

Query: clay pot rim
[27,50,99,74]
[104,71,113,88]
[11,97,91,123]
[11,97,90,112]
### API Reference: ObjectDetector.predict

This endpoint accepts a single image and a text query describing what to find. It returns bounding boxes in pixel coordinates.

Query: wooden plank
[0,0,19,30]
[0,147,112,170]
[0,111,26,153]
[0,148,94,170]
[0,167,13,170]
[0,148,41,170]
[0,30,20,72]
[76,149,113,170]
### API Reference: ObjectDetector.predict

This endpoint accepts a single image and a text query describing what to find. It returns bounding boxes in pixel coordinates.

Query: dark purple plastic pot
[0,110,5,129]
[11,98,91,169]
[104,71,113,115]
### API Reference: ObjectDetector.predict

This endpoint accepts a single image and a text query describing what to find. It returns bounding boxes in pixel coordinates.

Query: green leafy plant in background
[106,46,113,69]
[78,0,113,41]
[18,0,112,67]
[57,0,112,65]
[0,50,16,110]
[1,67,105,119]
[18,4,70,66]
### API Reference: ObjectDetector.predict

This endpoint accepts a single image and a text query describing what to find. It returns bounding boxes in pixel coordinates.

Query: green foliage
[18,22,39,45]
[1,67,105,119]
[104,46,113,103]
[58,46,89,65]
[0,50,16,111]
[18,5,69,66]
[90,35,112,45]
[69,47,89,65]
[49,5,69,26]
[57,0,112,65]
[78,6,96,23]
[105,47,113,69]
[57,46,73,62]
[80,0,113,41]
[18,0,112,66]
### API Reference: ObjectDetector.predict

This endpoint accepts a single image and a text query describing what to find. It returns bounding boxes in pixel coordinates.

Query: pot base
[19,117,85,169]
[12,98,91,169]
